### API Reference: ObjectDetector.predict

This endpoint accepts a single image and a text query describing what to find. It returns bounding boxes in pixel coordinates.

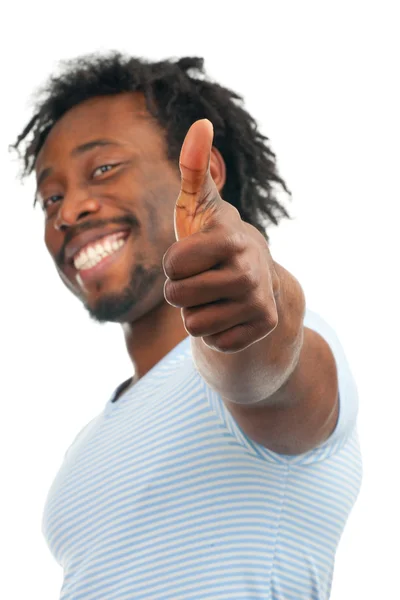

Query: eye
[92,164,119,178]
[43,195,62,211]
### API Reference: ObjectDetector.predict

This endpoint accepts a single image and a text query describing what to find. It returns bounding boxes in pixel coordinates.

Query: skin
[167,119,339,454]
[36,92,339,455]
[36,93,224,379]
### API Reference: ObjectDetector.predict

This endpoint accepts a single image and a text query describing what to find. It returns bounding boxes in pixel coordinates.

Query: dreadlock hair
[13,52,291,239]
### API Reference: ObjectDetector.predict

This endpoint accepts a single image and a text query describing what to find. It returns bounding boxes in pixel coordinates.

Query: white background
[1,1,398,598]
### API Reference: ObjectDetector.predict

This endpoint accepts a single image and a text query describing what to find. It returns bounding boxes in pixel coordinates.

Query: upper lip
[64,227,131,264]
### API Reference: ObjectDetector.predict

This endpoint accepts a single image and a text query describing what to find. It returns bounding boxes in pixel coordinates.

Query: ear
[209,146,226,193]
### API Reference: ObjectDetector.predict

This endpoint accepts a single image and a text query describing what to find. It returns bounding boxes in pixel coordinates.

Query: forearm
[191,262,306,405]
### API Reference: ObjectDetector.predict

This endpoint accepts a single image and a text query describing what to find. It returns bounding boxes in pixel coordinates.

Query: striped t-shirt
[42,308,362,599]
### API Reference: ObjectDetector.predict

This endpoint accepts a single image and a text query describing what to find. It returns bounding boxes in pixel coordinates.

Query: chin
[85,291,136,323]
[82,264,164,324]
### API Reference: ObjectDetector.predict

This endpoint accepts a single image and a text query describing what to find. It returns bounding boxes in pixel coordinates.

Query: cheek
[44,227,59,261]
[149,177,180,244]
[121,166,180,251]
[57,267,79,295]
[145,198,176,251]
[44,222,67,272]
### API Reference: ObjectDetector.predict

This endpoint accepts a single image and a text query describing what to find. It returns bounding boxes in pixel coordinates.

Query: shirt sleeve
[304,307,359,439]
[202,307,360,465]
[290,307,360,463]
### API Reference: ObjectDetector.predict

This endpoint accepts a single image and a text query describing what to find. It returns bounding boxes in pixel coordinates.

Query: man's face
[35,93,181,323]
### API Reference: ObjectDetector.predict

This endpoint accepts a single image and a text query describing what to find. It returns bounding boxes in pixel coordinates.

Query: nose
[54,190,101,232]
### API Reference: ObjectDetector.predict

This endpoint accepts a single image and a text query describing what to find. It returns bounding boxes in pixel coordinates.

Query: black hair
[13,52,291,238]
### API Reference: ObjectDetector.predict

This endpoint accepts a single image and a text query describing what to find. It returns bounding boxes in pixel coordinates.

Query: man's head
[14,53,290,324]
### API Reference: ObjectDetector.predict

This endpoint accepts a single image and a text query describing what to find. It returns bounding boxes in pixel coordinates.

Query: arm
[163,120,339,455]
[191,261,339,455]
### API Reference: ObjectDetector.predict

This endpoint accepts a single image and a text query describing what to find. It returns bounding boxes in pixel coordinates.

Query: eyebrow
[36,139,122,188]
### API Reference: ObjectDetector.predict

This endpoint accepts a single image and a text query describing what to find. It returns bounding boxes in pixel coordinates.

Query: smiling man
[14,54,362,599]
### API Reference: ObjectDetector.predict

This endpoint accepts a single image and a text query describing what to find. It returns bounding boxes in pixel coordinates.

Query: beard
[84,262,163,324]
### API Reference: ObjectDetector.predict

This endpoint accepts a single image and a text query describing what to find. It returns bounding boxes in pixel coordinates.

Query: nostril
[78,210,92,221]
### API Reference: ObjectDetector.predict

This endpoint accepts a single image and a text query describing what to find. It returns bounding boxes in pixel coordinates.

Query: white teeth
[95,243,107,257]
[73,234,127,271]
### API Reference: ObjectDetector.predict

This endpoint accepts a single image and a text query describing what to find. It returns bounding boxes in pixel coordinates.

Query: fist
[163,119,280,353]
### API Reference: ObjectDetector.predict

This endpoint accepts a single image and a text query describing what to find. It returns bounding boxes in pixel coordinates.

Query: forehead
[36,93,164,174]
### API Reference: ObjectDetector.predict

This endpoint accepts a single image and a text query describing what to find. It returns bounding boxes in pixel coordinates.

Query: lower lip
[74,233,130,285]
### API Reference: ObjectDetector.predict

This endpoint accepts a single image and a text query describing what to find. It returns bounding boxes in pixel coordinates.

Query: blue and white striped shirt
[42,308,362,599]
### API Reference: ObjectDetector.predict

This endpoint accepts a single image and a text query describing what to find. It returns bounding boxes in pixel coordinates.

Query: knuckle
[163,245,180,280]
[164,279,185,307]
[205,329,245,354]
[234,262,260,291]
[239,321,264,349]
[244,269,260,290]
[224,230,247,255]
[183,311,204,337]
[164,280,180,306]
[204,333,230,353]
[256,300,279,333]
[216,337,237,353]
[266,305,279,330]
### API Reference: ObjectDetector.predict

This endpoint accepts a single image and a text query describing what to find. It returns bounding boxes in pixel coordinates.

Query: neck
[122,301,188,382]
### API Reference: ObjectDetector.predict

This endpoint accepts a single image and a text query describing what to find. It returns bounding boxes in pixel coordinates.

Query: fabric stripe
[42,308,362,599]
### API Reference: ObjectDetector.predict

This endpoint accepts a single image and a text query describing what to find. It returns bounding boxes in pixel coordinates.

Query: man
[14,53,362,599]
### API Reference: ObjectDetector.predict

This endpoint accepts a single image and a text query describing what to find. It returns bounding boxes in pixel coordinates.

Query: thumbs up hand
[163,119,280,353]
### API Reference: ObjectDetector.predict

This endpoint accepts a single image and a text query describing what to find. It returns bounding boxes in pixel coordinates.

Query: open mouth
[72,231,130,272]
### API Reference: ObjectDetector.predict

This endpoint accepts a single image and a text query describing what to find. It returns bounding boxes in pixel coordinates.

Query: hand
[163,119,280,353]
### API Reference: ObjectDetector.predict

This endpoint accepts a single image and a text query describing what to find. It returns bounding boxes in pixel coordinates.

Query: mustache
[56,215,140,267]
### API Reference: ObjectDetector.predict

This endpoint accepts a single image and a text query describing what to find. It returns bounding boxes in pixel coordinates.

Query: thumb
[175,119,220,240]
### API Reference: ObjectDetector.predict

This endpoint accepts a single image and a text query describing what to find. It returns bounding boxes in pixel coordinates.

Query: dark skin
[36,92,338,455]
[36,94,195,378]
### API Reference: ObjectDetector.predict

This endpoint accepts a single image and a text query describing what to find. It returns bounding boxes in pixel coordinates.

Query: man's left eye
[93,164,117,177]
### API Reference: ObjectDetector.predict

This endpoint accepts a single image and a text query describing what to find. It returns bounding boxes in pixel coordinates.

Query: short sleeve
[202,307,360,465]
[303,307,359,444]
